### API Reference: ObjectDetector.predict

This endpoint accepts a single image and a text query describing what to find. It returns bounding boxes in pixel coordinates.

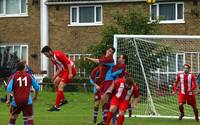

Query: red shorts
[178,94,196,105]
[94,91,101,101]
[100,80,113,95]
[110,97,129,112]
[11,104,33,117]
[59,67,76,84]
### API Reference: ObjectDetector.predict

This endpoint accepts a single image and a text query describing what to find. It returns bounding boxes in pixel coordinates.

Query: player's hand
[68,73,73,79]
[33,96,38,102]
[6,100,10,106]
[172,91,176,95]
[95,84,101,91]
[133,104,137,110]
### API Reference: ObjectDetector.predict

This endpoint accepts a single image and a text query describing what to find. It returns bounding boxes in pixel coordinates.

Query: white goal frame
[113,34,200,119]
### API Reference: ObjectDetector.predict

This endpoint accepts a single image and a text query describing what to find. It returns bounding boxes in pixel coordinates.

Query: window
[150,2,184,23]
[0,45,28,67]
[0,0,28,17]
[70,5,102,26]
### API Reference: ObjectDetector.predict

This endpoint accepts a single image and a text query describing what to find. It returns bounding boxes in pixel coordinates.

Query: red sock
[105,111,114,125]
[60,91,65,101]
[9,118,16,124]
[28,119,34,125]
[117,115,125,125]
[55,90,62,107]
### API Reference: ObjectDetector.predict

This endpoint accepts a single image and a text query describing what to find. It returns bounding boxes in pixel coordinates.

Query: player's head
[118,54,128,64]
[16,61,25,71]
[41,46,53,58]
[106,47,115,57]
[184,64,191,74]
[125,77,134,90]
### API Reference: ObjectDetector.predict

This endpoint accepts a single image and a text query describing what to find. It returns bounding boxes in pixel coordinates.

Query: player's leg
[117,101,129,125]
[105,97,119,125]
[53,77,61,92]
[23,105,34,125]
[93,92,101,123]
[105,105,118,125]
[128,103,132,117]
[9,106,20,125]
[178,94,186,120]
[187,95,199,121]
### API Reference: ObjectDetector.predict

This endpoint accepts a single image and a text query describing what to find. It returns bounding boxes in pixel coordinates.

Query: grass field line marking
[154,103,179,114]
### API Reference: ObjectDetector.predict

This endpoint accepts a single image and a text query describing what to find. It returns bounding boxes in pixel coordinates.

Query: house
[0,0,200,77]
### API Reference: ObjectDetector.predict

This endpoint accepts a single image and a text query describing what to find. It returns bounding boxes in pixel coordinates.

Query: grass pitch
[0,92,199,125]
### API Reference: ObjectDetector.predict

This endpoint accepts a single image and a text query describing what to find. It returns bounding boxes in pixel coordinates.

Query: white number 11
[17,77,27,87]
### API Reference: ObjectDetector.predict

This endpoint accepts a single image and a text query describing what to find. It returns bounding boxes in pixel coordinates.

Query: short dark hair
[41,46,52,53]
[184,64,191,69]
[16,62,25,71]
[122,54,128,64]
[108,47,116,53]
[125,77,134,86]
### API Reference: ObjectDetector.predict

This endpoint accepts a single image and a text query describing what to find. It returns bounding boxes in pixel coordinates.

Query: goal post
[113,34,200,118]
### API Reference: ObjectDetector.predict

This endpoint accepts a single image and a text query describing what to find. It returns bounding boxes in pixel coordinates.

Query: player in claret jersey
[105,77,139,125]
[89,67,102,123]
[41,46,76,111]
[172,64,199,121]
[6,62,40,125]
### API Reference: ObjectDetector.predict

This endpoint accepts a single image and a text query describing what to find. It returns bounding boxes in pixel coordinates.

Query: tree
[83,7,163,76]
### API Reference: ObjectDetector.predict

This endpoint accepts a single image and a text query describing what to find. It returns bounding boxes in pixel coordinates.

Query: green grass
[0,92,199,125]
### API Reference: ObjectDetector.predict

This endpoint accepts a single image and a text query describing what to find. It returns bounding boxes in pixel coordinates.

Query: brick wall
[0,1,41,73]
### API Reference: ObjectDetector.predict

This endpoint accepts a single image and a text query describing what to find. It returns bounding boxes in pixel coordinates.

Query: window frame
[0,44,29,64]
[149,2,185,24]
[0,0,28,18]
[69,5,103,26]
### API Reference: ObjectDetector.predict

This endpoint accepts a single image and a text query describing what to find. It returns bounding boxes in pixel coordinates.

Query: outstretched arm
[85,57,100,63]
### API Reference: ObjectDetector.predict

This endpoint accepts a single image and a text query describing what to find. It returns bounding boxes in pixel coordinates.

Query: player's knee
[58,83,65,91]
[10,115,17,119]
[26,116,33,120]
[110,106,117,113]
[179,103,184,106]
[119,110,125,116]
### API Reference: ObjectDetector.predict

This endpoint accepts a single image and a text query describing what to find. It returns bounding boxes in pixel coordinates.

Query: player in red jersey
[105,77,139,125]
[6,62,40,125]
[41,46,76,111]
[172,64,199,121]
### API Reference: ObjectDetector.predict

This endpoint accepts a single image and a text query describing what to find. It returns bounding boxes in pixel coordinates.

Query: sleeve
[133,84,139,98]
[89,78,95,85]
[99,57,114,66]
[197,74,200,84]
[173,74,180,92]
[116,82,124,98]
[31,76,40,92]
[111,69,124,79]
[191,74,197,91]
[6,78,14,93]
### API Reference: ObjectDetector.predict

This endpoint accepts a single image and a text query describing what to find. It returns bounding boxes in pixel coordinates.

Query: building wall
[0,1,41,73]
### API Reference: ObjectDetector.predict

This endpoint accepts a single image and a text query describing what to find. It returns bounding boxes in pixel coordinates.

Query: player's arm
[106,81,115,95]
[6,78,14,105]
[172,74,180,95]
[190,74,197,92]
[111,69,124,78]
[31,76,40,101]
[132,84,140,109]
[86,57,100,63]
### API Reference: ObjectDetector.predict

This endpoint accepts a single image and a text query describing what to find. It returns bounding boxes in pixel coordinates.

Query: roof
[46,0,147,5]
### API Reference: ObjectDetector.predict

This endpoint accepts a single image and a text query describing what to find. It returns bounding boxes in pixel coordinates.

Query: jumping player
[41,46,76,111]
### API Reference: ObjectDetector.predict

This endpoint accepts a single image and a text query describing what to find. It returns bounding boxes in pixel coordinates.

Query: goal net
[113,35,200,118]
